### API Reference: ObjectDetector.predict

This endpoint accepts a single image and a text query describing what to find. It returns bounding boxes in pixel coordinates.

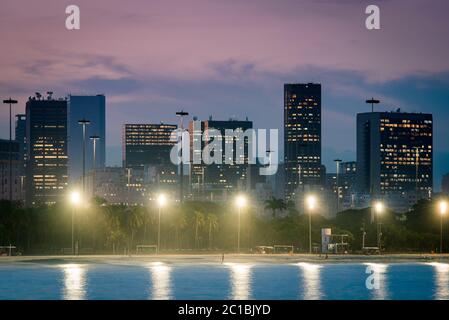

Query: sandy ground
[1,253,449,265]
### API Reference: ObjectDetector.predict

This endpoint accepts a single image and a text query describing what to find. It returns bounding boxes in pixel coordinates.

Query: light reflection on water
[1,262,447,300]
[427,262,449,300]
[297,262,322,300]
[61,264,86,300]
[225,263,252,300]
[148,262,172,300]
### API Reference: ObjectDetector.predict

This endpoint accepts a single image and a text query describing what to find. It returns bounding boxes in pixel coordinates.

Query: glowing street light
[306,195,317,254]
[70,191,81,206]
[375,201,384,215]
[439,201,448,216]
[157,194,167,254]
[439,200,448,254]
[69,191,82,255]
[374,201,384,251]
[235,195,247,253]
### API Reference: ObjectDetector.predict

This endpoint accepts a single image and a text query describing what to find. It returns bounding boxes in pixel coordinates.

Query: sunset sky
[1,0,449,188]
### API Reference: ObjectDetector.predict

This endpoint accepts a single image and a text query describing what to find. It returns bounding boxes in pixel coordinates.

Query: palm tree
[193,210,205,249]
[206,213,219,249]
[264,197,287,218]
[172,209,187,249]
[128,207,144,253]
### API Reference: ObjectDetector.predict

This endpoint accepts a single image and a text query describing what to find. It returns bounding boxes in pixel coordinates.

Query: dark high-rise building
[68,95,106,184]
[26,96,68,205]
[15,114,27,175]
[356,111,433,200]
[284,83,322,200]
[442,173,449,195]
[122,123,177,170]
[0,139,21,200]
[189,118,254,196]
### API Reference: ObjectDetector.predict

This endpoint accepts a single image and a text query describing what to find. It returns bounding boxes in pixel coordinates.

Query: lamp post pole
[3,98,18,202]
[72,206,75,254]
[441,213,444,254]
[158,206,162,254]
[78,119,91,196]
[90,135,100,196]
[306,195,316,254]
[176,110,189,203]
[439,201,447,254]
[309,207,312,254]
[237,206,241,253]
[334,159,342,213]
[156,194,166,254]
[366,98,380,224]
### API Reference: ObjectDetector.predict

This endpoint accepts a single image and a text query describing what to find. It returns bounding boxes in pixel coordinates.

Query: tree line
[0,197,446,255]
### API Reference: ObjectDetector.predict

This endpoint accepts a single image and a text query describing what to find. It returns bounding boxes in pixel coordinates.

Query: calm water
[0,262,448,300]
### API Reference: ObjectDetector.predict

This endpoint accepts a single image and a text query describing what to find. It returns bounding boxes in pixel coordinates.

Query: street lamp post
[334,159,342,213]
[70,191,81,255]
[306,195,317,254]
[3,98,18,202]
[366,97,380,113]
[176,110,189,203]
[439,200,447,254]
[89,135,100,197]
[78,119,91,196]
[157,194,167,254]
[375,201,384,251]
[235,195,247,253]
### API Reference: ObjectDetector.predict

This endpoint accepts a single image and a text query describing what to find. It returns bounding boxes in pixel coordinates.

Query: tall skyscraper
[0,139,20,201]
[356,111,433,201]
[15,114,27,175]
[189,118,254,197]
[284,83,322,200]
[122,123,177,169]
[442,173,449,195]
[26,96,68,205]
[68,95,106,184]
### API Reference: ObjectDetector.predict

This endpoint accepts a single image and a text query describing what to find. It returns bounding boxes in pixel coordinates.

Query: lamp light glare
[439,200,448,216]
[306,195,317,211]
[236,195,247,209]
[157,194,167,207]
[70,191,81,206]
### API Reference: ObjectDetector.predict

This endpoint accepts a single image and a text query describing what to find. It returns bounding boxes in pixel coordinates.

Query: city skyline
[1,0,449,189]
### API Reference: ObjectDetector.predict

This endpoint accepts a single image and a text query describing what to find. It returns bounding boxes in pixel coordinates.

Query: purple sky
[1,0,449,187]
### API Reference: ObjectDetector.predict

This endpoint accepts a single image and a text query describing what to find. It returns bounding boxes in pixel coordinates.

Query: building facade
[189,118,254,199]
[0,139,21,201]
[25,96,68,205]
[356,111,433,204]
[68,95,106,184]
[122,123,177,170]
[284,83,323,200]
[442,173,449,195]
[15,114,27,176]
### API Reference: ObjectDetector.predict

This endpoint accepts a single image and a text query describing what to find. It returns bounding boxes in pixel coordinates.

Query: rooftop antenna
[366,97,380,113]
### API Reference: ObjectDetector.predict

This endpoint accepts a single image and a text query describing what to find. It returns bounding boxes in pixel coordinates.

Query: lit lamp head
[235,195,247,209]
[157,194,167,208]
[374,201,384,215]
[70,191,81,207]
[439,200,448,216]
[306,195,317,211]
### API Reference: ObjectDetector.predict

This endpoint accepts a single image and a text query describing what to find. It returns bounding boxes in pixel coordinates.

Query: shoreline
[2,253,449,265]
